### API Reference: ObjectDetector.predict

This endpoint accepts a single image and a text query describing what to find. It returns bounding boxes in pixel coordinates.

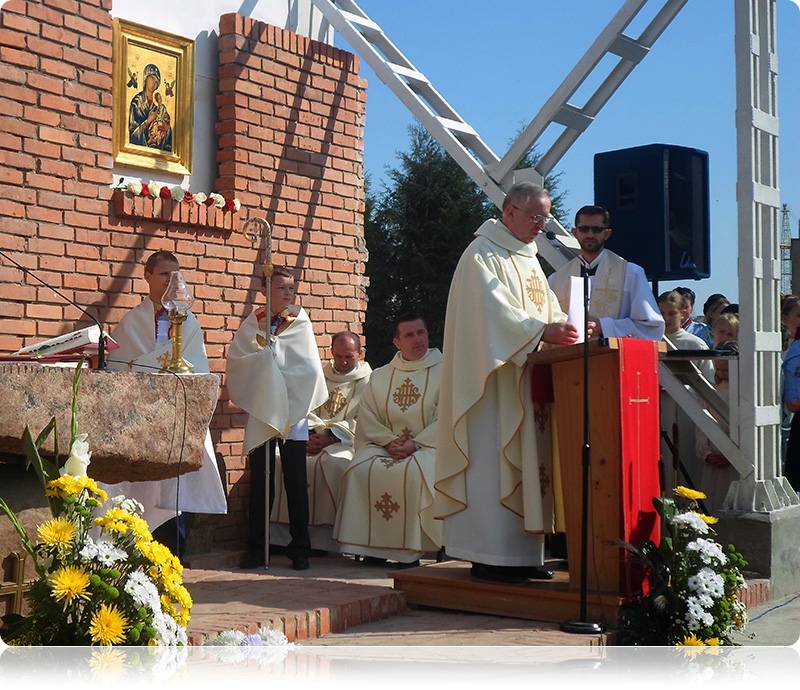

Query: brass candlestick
[161,270,195,374]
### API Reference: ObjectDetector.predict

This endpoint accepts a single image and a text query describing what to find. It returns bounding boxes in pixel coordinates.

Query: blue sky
[331,0,800,314]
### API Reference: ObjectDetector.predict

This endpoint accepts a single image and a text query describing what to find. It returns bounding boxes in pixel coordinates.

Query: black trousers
[246,438,311,560]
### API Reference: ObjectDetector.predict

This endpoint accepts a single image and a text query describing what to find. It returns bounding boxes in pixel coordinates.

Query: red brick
[26,35,64,59]
[78,35,111,59]
[40,92,78,114]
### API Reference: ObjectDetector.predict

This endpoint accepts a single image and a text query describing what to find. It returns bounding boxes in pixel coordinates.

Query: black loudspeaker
[593,144,710,281]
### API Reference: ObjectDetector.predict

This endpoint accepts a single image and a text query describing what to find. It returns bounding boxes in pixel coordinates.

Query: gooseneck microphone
[0,249,107,370]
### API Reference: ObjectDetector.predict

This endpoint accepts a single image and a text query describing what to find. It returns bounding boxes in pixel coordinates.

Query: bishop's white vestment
[333,348,442,562]
[99,298,228,529]
[549,249,664,341]
[434,219,567,567]
[271,359,372,550]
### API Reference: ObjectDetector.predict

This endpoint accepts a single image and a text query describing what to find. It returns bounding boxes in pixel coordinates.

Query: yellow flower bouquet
[0,363,190,646]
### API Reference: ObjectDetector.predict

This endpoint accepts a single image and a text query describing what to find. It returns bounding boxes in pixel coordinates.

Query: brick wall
[0,1,367,553]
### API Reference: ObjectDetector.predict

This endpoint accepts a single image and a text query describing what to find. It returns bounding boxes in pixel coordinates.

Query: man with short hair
[548,205,664,341]
[271,331,372,550]
[227,266,328,570]
[334,315,442,566]
[435,182,582,584]
[100,250,228,551]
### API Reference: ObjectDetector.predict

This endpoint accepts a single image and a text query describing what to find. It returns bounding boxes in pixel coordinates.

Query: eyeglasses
[576,225,608,234]
[512,206,551,224]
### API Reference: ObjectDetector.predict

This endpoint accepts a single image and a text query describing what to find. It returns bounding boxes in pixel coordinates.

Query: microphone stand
[0,249,107,370]
[544,232,603,634]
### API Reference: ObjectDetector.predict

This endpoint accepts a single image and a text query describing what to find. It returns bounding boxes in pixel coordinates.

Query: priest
[548,205,664,341]
[334,315,442,566]
[435,182,583,584]
[101,250,228,549]
[271,330,372,550]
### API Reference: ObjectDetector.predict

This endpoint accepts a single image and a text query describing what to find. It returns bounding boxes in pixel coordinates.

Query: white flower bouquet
[616,486,751,646]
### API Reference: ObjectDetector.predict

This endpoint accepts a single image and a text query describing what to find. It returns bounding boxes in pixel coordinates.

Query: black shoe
[361,556,388,566]
[291,557,310,571]
[396,560,420,570]
[240,551,265,569]
[470,562,553,583]
[520,565,555,580]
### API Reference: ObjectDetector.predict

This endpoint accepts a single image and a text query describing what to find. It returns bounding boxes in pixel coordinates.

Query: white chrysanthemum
[696,593,715,609]
[204,629,246,646]
[124,571,160,609]
[194,192,207,205]
[257,627,289,646]
[79,537,98,562]
[94,539,128,566]
[147,181,160,198]
[687,538,728,566]
[210,192,225,208]
[170,186,185,202]
[672,512,710,534]
[127,180,143,196]
[111,495,144,516]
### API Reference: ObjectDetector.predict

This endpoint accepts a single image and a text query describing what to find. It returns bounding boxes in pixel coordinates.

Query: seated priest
[100,250,228,554]
[333,314,442,568]
[270,330,372,551]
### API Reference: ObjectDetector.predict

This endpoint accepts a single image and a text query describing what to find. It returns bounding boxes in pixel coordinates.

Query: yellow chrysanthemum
[176,607,191,628]
[697,513,719,525]
[674,486,706,501]
[705,638,720,646]
[88,603,130,646]
[45,475,107,502]
[677,633,706,646]
[50,565,92,609]
[37,517,77,550]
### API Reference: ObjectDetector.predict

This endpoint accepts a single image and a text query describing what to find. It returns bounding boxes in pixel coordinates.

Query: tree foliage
[363,122,569,367]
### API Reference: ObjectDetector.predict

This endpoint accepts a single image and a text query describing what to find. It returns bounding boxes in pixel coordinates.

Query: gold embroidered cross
[393,377,420,412]
[157,350,172,369]
[374,492,400,521]
[526,271,546,311]
[323,386,347,417]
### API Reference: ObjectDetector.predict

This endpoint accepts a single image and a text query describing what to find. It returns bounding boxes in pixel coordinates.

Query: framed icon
[112,19,194,175]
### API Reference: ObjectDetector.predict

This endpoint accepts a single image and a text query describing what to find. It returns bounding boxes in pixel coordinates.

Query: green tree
[363,123,569,367]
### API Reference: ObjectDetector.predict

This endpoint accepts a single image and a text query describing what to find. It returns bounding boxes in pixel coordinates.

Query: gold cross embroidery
[392,377,420,412]
[374,492,400,521]
[526,270,546,311]
[157,350,172,369]
[322,386,347,418]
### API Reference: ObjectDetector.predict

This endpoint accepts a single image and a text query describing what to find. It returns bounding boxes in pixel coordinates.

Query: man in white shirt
[549,205,664,341]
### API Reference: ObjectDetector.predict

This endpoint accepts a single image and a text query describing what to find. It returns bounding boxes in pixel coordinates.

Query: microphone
[544,230,589,272]
[0,249,108,369]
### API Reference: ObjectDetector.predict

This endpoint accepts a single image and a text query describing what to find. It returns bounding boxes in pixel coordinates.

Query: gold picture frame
[112,19,194,175]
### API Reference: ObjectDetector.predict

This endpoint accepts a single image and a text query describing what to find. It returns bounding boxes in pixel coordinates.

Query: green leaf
[21,421,62,517]
[70,359,85,449]
[0,498,43,578]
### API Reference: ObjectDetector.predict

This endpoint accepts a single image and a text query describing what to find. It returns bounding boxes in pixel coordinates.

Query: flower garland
[0,362,191,646]
[121,179,241,213]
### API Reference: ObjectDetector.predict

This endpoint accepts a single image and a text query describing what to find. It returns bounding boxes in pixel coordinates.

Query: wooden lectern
[528,337,663,599]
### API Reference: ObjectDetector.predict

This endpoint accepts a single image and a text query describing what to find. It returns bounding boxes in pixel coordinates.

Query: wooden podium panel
[531,338,662,598]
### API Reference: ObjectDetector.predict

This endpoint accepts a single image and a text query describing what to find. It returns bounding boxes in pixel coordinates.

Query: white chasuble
[98,298,227,530]
[333,349,442,562]
[272,359,373,535]
[435,219,567,567]
[226,306,328,453]
[549,249,664,341]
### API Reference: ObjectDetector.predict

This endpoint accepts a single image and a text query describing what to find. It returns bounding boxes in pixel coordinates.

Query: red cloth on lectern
[618,338,662,595]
